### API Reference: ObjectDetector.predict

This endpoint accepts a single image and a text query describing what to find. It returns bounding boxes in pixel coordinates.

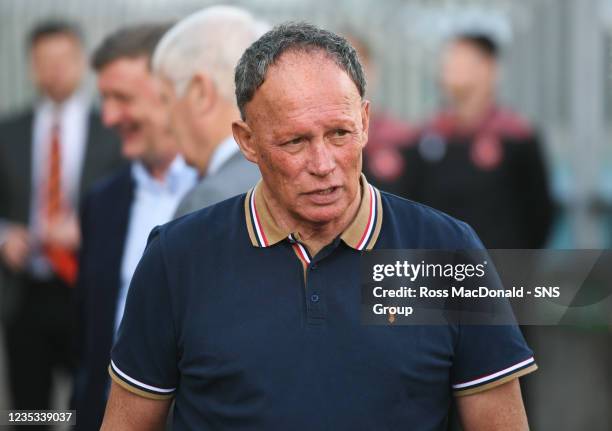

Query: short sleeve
[450,324,537,396]
[108,227,178,400]
[449,222,537,396]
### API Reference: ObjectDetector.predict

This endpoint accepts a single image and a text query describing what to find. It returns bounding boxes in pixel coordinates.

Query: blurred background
[2,0,612,247]
[0,0,610,429]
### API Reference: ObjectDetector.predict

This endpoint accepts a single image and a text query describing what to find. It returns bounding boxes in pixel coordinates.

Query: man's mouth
[306,186,340,195]
[117,123,141,139]
[311,187,338,195]
[302,186,342,204]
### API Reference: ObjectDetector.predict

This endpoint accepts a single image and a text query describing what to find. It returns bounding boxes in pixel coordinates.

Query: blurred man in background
[152,5,262,218]
[0,20,123,412]
[400,32,554,249]
[344,31,415,197]
[73,23,196,430]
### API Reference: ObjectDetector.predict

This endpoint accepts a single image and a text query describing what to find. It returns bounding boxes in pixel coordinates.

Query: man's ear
[186,73,216,116]
[232,119,258,164]
[360,99,370,148]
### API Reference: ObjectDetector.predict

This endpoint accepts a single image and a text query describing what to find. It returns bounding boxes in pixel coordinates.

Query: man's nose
[307,140,336,177]
[102,100,120,128]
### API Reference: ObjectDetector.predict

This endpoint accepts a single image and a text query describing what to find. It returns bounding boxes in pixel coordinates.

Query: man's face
[159,77,200,168]
[30,33,85,103]
[97,57,172,161]
[441,40,496,104]
[239,51,369,226]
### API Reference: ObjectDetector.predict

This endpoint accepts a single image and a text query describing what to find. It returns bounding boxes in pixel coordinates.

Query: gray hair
[152,5,267,101]
[235,22,367,120]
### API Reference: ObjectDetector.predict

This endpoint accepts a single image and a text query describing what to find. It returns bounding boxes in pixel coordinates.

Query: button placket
[287,238,333,324]
[305,262,326,322]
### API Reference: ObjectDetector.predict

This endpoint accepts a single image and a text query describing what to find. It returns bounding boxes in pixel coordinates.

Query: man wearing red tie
[0,20,124,412]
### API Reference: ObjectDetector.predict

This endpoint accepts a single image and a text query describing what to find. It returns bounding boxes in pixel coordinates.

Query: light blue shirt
[114,156,197,333]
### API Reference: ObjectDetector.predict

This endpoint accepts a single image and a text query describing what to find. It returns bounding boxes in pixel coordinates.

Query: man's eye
[333,129,350,137]
[283,137,303,146]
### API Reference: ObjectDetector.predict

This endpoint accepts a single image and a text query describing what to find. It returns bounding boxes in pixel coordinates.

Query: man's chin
[120,142,144,161]
[297,204,348,225]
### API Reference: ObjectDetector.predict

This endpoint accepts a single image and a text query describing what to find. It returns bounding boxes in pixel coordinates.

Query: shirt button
[310,294,320,303]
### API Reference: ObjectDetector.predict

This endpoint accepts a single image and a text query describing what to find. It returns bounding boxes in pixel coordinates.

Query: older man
[102,23,536,430]
[152,6,262,217]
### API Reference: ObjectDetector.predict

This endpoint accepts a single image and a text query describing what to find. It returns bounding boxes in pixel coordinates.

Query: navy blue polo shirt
[110,175,536,430]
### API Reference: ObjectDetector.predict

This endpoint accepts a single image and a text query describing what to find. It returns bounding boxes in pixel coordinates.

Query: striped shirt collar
[244,174,383,251]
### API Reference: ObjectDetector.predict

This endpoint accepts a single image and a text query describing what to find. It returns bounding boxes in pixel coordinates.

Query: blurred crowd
[0,4,608,431]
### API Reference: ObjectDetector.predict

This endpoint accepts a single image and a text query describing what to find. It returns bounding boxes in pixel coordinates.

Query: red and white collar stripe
[289,233,311,264]
[250,186,269,247]
[355,184,377,250]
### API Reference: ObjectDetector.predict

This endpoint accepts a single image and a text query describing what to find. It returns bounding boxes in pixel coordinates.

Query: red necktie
[42,120,78,286]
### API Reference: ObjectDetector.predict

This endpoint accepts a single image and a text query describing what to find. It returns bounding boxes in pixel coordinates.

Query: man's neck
[262,183,362,257]
[196,104,238,176]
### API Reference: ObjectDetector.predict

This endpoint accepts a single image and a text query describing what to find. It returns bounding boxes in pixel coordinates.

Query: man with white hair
[153,6,263,217]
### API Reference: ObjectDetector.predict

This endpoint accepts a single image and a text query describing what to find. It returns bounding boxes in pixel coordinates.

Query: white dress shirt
[114,156,197,333]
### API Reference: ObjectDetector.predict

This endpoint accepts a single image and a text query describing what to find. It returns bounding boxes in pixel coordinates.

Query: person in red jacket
[401,32,555,249]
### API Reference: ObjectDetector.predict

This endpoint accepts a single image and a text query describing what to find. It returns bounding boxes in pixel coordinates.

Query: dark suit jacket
[174,151,260,217]
[0,108,125,321]
[0,109,124,225]
[73,166,134,431]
